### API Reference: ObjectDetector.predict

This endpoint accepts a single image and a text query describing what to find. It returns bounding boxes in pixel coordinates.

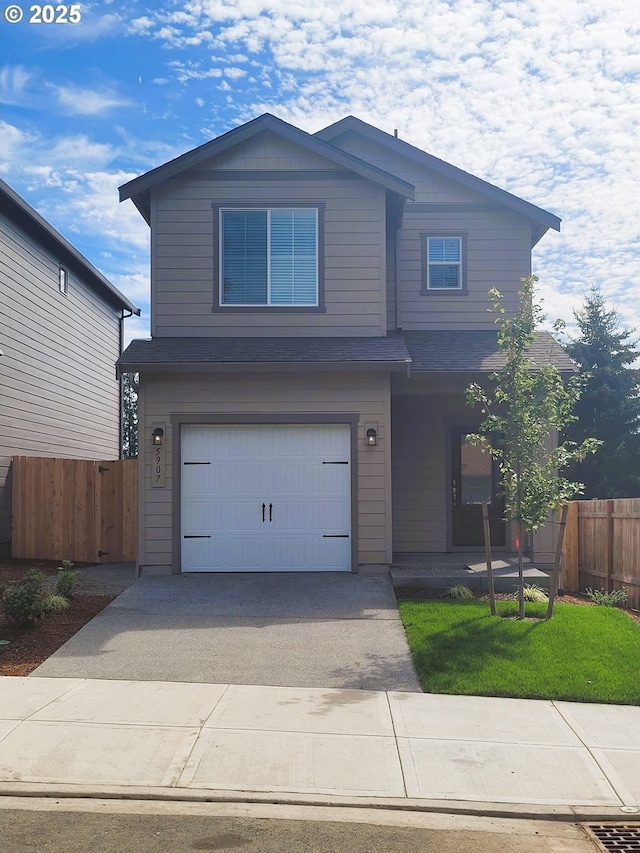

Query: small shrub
[44,594,70,613]
[518,583,549,603]
[1,570,48,626]
[56,566,79,599]
[443,585,475,600]
[585,587,628,608]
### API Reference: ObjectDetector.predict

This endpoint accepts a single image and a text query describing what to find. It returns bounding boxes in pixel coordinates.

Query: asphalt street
[0,798,599,853]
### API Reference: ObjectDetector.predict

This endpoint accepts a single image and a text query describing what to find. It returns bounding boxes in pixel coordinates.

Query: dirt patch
[0,559,117,676]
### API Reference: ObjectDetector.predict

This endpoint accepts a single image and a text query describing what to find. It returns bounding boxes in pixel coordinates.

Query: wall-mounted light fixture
[152,427,164,446]
[366,427,378,447]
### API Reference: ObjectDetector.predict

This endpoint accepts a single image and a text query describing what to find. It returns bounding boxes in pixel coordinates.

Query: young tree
[466,276,599,619]
[122,373,139,459]
[562,287,640,498]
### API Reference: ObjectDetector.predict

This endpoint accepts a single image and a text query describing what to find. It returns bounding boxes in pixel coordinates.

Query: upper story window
[422,235,466,291]
[220,208,318,306]
[58,265,69,295]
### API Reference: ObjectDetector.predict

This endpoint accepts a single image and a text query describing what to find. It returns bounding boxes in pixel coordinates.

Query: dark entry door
[451,428,505,547]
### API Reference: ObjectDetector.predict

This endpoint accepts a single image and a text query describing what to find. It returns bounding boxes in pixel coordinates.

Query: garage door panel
[273,496,350,533]
[181,424,352,572]
[183,464,271,498]
[183,535,267,572]
[183,498,265,534]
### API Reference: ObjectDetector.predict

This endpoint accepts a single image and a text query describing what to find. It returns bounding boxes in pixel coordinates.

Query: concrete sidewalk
[1,677,639,818]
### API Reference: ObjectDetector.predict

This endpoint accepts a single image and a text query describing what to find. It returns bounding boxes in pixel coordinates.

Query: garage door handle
[323,534,349,538]
[269,502,273,522]
[184,535,212,539]
[262,503,266,522]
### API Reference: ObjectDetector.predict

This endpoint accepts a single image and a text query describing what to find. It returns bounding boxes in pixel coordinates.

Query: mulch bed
[0,560,115,676]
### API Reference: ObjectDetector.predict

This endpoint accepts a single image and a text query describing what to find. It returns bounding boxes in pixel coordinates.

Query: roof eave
[116,358,411,378]
[118,114,415,213]
[0,178,140,314]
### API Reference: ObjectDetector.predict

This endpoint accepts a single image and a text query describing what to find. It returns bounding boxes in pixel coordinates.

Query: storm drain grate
[583,823,640,852]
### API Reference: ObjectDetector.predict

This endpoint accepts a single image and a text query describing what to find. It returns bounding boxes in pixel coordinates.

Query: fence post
[606,499,614,592]
[562,502,579,592]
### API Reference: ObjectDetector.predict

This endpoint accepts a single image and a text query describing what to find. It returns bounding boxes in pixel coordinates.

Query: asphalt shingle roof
[117,334,411,371]
[402,329,576,372]
[117,330,575,374]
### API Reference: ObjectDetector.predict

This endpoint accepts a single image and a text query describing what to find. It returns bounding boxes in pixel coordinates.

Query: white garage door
[181,424,352,572]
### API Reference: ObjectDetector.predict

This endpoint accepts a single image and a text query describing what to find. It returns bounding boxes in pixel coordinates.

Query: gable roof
[315,116,561,246]
[119,113,415,224]
[0,178,139,315]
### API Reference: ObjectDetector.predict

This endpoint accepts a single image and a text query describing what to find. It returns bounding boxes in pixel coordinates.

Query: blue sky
[2,0,639,345]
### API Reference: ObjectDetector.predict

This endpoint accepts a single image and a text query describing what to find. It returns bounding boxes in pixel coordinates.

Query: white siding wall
[138,371,391,573]
[0,211,122,548]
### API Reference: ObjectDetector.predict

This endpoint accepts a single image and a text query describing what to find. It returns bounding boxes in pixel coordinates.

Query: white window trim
[58,265,69,295]
[219,207,319,308]
[426,236,462,291]
[421,233,468,294]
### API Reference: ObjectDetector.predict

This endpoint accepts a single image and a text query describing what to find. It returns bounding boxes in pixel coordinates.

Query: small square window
[59,265,69,295]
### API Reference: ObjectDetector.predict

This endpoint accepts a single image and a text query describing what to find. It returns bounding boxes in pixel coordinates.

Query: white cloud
[52,85,133,116]
[4,0,639,338]
[0,65,32,106]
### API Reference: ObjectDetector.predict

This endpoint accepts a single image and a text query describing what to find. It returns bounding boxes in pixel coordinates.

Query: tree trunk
[517,519,525,619]
[546,504,569,620]
[482,502,497,616]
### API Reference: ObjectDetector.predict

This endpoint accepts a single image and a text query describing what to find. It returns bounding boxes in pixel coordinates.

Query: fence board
[11,456,137,563]
[562,501,579,591]
[563,498,640,609]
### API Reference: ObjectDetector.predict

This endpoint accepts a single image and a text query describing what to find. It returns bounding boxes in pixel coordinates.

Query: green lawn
[398,599,640,705]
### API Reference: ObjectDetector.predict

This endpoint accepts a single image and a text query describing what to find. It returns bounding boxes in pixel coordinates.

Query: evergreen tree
[122,373,139,459]
[563,288,640,498]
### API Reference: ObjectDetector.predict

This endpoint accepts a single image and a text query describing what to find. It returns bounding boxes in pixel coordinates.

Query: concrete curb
[1,783,638,823]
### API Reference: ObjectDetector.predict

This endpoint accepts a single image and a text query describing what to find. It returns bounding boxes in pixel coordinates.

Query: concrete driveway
[32,573,422,692]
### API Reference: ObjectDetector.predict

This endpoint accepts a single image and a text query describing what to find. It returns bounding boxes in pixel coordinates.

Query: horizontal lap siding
[0,213,122,547]
[138,372,391,571]
[398,209,531,329]
[151,135,387,338]
[392,394,472,552]
[327,134,489,203]
[330,133,534,331]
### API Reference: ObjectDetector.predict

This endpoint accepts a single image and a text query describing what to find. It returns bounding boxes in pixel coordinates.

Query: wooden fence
[11,456,137,563]
[562,498,640,609]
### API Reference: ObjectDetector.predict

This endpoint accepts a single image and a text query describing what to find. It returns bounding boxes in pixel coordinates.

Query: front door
[451,428,505,548]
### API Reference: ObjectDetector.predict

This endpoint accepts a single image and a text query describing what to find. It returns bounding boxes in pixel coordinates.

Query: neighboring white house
[0,177,139,555]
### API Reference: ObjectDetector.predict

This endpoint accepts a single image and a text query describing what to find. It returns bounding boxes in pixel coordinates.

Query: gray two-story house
[0,178,139,555]
[118,114,572,576]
